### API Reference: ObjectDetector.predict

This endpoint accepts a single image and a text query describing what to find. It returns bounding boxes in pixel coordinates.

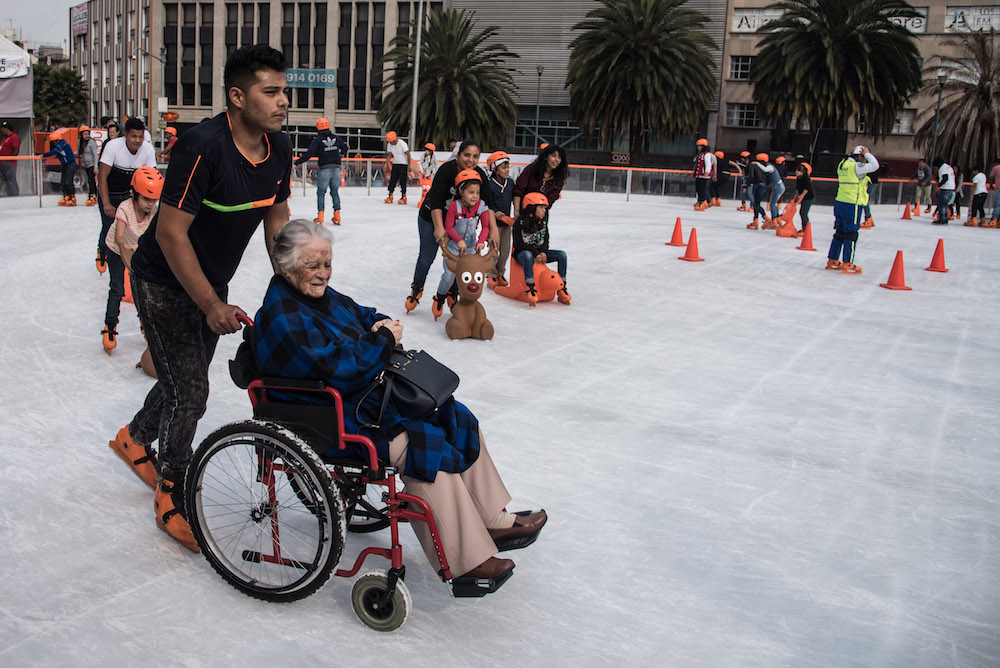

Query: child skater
[512,192,570,306]
[102,166,163,354]
[969,165,988,226]
[485,151,515,289]
[431,169,492,320]
[795,162,815,235]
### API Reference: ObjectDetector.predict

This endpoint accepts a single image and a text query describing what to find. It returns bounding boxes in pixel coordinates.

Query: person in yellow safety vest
[826,145,879,274]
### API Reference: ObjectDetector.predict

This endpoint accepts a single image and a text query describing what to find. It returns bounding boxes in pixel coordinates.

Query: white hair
[271,219,335,275]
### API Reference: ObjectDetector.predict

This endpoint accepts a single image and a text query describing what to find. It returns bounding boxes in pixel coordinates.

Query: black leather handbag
[357,349,460,428]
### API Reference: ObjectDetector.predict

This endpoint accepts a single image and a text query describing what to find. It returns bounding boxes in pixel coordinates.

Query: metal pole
[930,78,944,164]
[534,66,543,148]
[160,47,165,157]
[408,0,424,146]
[625,168,632,202]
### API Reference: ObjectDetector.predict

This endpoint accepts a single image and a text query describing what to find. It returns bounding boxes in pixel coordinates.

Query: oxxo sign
[611,152,631,164]
[285,69,337,89]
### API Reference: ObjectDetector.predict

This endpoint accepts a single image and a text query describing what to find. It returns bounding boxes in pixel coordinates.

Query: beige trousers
[388,429,511,577]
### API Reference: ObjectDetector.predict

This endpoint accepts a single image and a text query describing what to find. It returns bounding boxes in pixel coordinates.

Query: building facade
[68,1,1000,163]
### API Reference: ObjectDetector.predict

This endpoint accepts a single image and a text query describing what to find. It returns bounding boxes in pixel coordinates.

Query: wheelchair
[184,376,498,632]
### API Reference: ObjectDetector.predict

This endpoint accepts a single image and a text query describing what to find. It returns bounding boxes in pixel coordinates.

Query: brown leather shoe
[461,556,514,579]
[488,510,547,551]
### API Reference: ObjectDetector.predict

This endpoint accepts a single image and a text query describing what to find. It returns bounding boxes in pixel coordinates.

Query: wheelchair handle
[237,314,254,327]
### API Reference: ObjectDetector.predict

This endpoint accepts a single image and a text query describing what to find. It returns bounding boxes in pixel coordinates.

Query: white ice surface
[0,190,997,667]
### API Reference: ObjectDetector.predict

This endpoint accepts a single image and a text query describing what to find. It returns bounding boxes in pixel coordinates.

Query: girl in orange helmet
[430,169,492,319]
[102,166,164,353]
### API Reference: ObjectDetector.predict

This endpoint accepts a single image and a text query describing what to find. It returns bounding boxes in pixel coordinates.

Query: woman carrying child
[512,192,570,306]
[430,169,492,320]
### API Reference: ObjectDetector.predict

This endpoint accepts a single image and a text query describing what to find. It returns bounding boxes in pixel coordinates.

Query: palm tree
[565,0,716,166]
[377,9,518,149]
[914,28,1000,171]
[34,64,90,128]
[750,0,922,139]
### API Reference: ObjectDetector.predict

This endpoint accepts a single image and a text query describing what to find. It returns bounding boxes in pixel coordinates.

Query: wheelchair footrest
[451,569,514,598]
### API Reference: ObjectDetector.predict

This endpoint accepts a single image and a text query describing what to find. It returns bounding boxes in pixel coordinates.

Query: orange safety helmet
[714,151,724,159]
[386,131,398,142]
[799,162,812,175]
[315,118,330,131]
[740,150,751,158]
[487,151,510,169]
[522,192,549,208]
[756,152,769,162]
[131,166,164,199]
[539,142,549,150]
[454,168,482,188]
[424,142,436,151]
[78,125,90,133]
[696,138,709,147]
[165,126,177,136]
[775,156,785,164]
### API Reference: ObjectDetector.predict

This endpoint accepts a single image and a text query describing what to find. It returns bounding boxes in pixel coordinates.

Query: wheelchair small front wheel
[186,420,346,603]
[351,570,412,632]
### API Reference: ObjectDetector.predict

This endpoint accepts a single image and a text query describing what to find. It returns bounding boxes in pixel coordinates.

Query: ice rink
[0,187,997,667]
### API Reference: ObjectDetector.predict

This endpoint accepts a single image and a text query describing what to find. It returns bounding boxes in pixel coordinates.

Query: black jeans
[84,165,97,196]
[0,162,18,196]
[128,275,226,481]
[388,163,408,195]
[105,249,125,326]
[60,163,76,196]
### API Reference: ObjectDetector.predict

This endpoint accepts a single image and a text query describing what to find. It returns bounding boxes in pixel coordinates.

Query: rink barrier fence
[5,153,981,211]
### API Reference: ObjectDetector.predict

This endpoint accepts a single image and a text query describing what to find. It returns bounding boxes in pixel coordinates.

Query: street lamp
[929,71,946,164]
[134,46,167,153]
[534,65,543,151]
[408,0,424,147]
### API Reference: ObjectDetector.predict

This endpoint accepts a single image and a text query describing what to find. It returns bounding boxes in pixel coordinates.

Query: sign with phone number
[285,69,337,88]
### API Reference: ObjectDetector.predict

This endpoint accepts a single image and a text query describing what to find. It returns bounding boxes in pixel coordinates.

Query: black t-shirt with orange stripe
[132,112,292,289]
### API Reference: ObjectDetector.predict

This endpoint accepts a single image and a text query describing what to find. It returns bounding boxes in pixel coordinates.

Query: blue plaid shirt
[255,276,480,481]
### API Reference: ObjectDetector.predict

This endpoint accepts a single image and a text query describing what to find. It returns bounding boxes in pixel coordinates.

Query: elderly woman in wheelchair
[184,219,544,630]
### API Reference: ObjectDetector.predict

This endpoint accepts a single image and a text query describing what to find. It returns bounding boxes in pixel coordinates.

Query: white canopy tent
[0,33,34,197]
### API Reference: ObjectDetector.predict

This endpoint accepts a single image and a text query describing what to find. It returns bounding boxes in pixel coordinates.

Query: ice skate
[496,275,508,287]
[384,194,393,204]
[840,262,863,274]
[711,197,721,207]
[85,195,97,206]
[861,217,875,228]
[924,206,932,213]
[736,203,748,211]
[313,210,324,224]
[964,217,977,227]
[431,293,447,320]
[65,195,77,206]
[108,426,159,489]
[155,475,200,553]
[825,259,842,271]
[523,285,538,306]
[333,210,341,225]
[398,195,407,205]
[95,248,107,275]
[556,286,572,305]
[404,284,423,312]
[57,195,69,206]
[746,219,759,230]
[983,219,998,228]
[486,276,498,290]
[102,325,117,354]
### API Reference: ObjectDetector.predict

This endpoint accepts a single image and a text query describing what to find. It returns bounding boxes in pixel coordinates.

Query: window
[242,3,253,27]
[226,3,238,26]
[725,102,766,128]
[891,109,916,135]
[183,82,195,105]
[283,3,294,26]
[183,4,196,26]
[729,56,753,80]
[166,5,178,26]
[201,83,212,106]
[201,4,212,26]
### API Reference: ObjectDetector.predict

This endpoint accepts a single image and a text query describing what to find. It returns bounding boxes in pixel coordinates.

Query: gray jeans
[128,275,226,481]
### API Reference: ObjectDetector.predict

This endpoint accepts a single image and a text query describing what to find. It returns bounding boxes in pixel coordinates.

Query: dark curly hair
[528,144,568,187]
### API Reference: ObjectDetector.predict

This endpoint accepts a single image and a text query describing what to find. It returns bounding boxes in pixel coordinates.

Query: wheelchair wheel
[332,464,391,533]
[351,570,411,632]
[186,420,346,603]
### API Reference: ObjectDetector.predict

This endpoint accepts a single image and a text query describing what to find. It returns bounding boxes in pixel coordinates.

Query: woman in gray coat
[77,126,100,206]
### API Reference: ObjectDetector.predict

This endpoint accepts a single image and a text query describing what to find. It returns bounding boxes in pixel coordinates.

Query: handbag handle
[356,370,394,430]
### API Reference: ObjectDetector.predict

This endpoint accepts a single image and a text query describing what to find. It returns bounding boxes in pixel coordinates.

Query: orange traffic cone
[678,228,704,262]
[341,171,346,188]
[925,238,949,273]
[901,202,912,220]
[796,223,816,251]
[913,203,921,217]
[880,250,913,290]
[123,267,134,303]
[665,217,686,246]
